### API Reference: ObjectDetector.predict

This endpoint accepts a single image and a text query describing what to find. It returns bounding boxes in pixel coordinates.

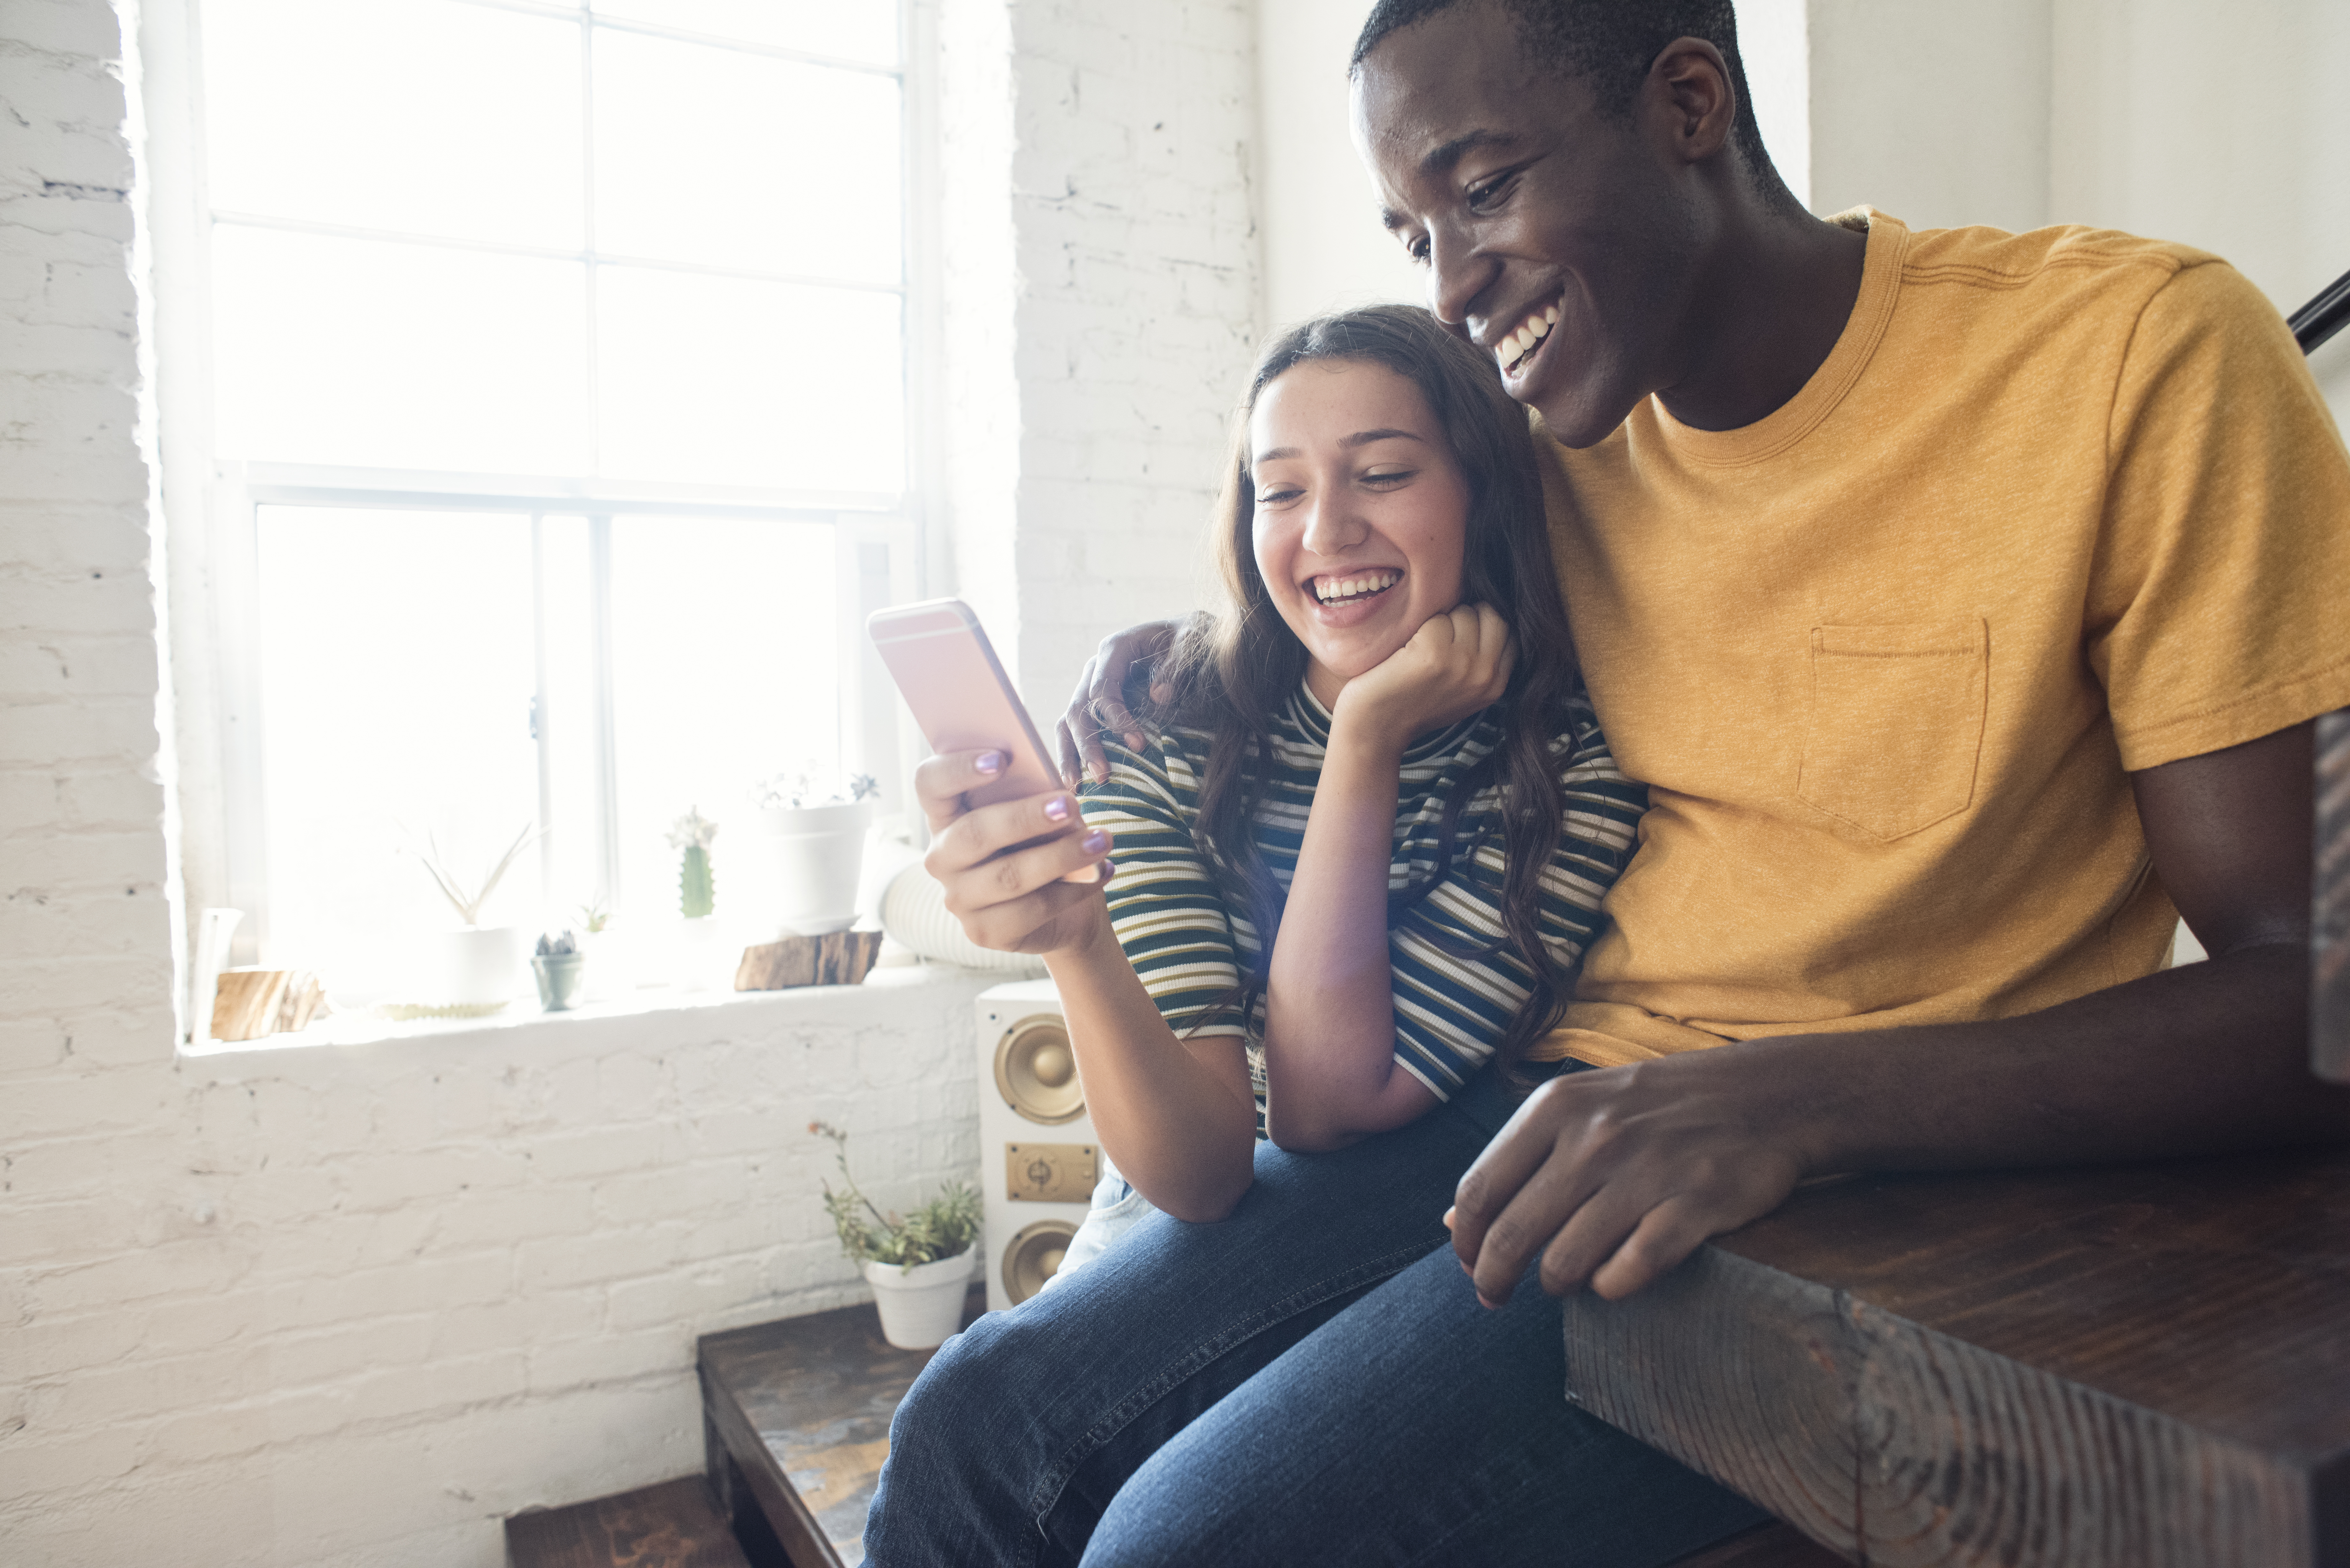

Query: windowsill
[180,958,1034,1062]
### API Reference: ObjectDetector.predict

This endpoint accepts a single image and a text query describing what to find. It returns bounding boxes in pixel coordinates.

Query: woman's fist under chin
[1332,603,1516,749]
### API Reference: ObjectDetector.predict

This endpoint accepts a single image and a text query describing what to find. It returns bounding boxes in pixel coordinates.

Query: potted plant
[408,823,540,1007]
[812,1120,980,1349]
[748,769,880,936]
[531,931,587,1011]
[667,807,722,990]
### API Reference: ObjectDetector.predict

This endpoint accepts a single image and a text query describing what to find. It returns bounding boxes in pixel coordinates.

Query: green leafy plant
[666,808,718,918]
[575,898,610,935]
[810,1120,981,1271]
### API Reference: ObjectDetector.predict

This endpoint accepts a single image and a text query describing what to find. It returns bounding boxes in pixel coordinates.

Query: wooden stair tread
[506,1476,751,1568]
[1565,1145,2350,1566]
[1668,1521,1851,1566]
[699,1286,985,1568]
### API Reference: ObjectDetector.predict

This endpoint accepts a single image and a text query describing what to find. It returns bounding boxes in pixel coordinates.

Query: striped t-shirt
[1079,682,1645,1130]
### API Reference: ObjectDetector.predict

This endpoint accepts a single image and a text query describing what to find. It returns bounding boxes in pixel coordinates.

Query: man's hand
[1447,1050,1808,1304]
[1449,721,2350,1307]
[1055,620,1180,786]
[1332,603,1514,753]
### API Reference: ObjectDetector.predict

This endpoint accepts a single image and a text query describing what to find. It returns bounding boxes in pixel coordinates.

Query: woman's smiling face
[1249,359,1471,706]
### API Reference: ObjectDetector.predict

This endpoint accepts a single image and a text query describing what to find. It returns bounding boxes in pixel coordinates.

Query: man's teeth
[1497,303,1562,373]
[1313,570,1401,604]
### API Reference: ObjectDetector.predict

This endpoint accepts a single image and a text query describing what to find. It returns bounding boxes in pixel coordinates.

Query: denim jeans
[864,1065,1765,1566]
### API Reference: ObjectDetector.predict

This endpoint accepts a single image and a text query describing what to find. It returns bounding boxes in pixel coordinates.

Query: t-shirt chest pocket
[1796,620,1988,841]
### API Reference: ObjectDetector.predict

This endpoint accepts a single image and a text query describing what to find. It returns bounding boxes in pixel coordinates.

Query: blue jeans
[865,1067,1765,1566]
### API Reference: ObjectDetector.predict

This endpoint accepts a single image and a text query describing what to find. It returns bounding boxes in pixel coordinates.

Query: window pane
[594,31,901,283]
[596,268,903,491]
[536,516,607,921]
[254,508,543,999]
[203,0,583,250]
[607,517,838,924]
[594,1,898,66]
[212,226,590,474]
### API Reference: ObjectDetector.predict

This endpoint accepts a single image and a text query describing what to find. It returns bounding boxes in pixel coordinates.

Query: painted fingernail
[1081,829,1111,854]
[1097,859,1117,882]
[976,751,1005,775]
[1044,796,1071,822]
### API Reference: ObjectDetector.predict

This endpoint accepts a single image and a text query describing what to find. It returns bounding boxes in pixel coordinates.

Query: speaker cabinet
[977,978,1094,1310]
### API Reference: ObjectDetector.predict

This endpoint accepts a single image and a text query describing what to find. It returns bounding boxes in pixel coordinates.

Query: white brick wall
[939,0,1264,712]
[2,0,1266,1561]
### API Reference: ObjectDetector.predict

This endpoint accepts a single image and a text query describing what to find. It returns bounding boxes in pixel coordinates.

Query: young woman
[923,304,1639,1240]
[865,307,1760,1565]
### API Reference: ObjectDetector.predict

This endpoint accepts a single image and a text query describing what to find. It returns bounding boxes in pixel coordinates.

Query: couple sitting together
[868,0,2350,1562]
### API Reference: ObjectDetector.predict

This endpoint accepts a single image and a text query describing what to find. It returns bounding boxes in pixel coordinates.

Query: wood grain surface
[1565,1148,2350,1568]
[2319,707,2349,1082]
[1669,1521,1854,1567]
[734,931,885,992]
[699,1287,984,1568]
[505,1476,752,1568]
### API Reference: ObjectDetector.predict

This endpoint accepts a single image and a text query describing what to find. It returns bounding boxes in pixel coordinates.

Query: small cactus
[679,844,714,918]
[666,808,719,919]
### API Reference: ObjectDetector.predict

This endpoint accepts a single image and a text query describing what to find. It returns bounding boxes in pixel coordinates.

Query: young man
[868,3,2350,1562]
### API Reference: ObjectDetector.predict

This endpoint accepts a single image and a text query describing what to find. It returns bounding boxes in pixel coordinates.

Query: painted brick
[1,2,1251,1564]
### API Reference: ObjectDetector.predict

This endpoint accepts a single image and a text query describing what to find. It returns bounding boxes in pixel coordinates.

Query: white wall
[2049,0,2350,424]
[939,0,1263,713]
[3,0,1237,1562]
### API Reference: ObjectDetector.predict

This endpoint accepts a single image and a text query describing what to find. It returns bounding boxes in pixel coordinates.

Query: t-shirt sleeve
[1386,706,1647,1096]
[1079,741,1247,1038]
[2090,259,2350,771]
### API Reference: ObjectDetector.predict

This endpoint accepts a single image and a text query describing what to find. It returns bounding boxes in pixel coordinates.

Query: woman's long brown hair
[1149,304,1585,1081]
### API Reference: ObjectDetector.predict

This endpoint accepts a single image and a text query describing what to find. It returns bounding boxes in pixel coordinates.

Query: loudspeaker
[977,978,1096,1310]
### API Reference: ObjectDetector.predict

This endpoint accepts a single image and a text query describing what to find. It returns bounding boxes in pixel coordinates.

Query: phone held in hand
[866,598,1068,812]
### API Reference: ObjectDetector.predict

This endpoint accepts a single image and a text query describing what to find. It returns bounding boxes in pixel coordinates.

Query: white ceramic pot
[863,1247,975,1350]
[749,801,871,936]
[438,925,530,1006]
[672,914,724,992]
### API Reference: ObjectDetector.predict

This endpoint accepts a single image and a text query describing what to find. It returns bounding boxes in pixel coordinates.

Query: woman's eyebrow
[1251,429,1427,465]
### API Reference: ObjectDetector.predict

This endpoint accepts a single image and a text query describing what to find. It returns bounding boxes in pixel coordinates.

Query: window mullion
[588,514,621,910]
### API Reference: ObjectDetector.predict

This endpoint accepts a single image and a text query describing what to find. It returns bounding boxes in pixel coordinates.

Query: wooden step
[698,1286,985,1568]
[505,1476,754,1568]
[1671,1520,1851,1566]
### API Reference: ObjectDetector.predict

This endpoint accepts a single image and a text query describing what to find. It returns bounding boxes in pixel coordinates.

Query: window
[190,0,915,996]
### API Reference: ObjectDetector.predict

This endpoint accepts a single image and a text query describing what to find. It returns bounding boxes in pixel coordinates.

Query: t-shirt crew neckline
[1644,206,1908,470]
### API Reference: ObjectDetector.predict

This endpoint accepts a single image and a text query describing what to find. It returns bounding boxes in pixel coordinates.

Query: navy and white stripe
[1079,683,1645,1129]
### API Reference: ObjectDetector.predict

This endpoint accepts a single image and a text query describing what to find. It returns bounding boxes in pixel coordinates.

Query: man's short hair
[1351,0,1775,175]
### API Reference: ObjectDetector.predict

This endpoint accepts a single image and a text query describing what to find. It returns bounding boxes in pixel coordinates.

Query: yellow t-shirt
[1535,210,2350,1067]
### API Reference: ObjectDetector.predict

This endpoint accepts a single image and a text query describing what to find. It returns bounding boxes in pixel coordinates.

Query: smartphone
[867,598,1067,812]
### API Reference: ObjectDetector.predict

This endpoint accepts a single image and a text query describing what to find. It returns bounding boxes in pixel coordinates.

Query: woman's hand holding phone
[1330,603,1515,755]
[918,750,1118,958]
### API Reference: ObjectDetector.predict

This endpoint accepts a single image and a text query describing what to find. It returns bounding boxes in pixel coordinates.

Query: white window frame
[144,0,945,981]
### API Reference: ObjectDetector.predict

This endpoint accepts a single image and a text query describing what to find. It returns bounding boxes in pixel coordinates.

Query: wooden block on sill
[734,931,884,992]
[275,971,325,1033]
[211,968,292,1042]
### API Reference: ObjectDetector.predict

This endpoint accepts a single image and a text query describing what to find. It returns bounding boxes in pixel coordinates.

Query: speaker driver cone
[1002,1218,1077,1305]
[994,1015,1084,1124]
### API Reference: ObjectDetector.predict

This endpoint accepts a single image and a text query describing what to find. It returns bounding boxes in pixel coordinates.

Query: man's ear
[1642,38,1737,164]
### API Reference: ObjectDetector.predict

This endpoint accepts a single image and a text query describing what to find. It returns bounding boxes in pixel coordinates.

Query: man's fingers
[1528,1182,1651,1299]
[913,750,1012,832]
[1464,1144,1609,1307]
[1448,1079,1573,1272]
[1585,1196,1715,1301]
